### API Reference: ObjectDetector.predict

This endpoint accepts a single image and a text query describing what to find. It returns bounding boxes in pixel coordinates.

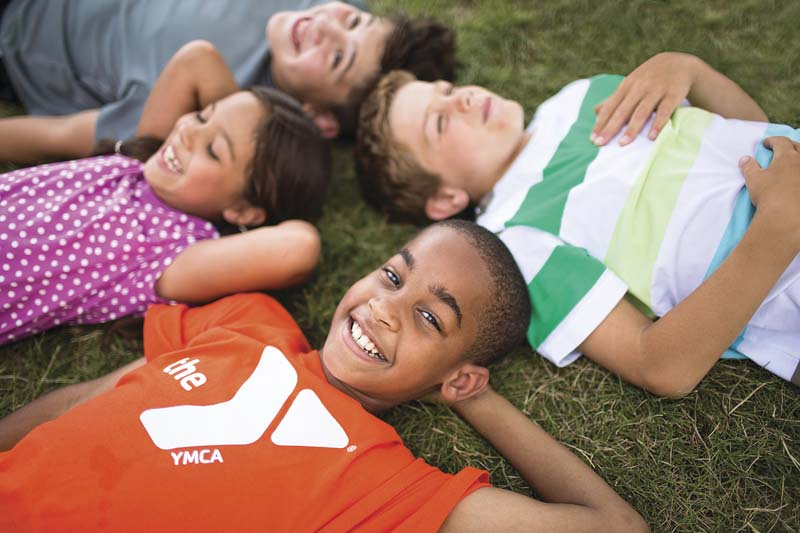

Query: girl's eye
[437,114,445,135]
[349,14,361,29]
[195,111,208,124]
[383,268,400,287]
[444,84,454,96]
[420,309,441,331]
[332,50,343,69]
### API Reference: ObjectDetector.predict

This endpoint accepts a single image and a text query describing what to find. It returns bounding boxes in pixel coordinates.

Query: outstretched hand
[740,136,800,249]
[592,52,699,146]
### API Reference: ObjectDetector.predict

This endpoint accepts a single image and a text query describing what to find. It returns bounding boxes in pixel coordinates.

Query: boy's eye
[195,110,207,124]
[420,309,441,332]
[332,49,343,69]
[437,114,446,135]
[348,14,361,29]
[382,268,400,287]
[444,84,454,96]
[206,143,219,161]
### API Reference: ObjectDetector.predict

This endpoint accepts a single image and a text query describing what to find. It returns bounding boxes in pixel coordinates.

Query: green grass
[2,1,799,530]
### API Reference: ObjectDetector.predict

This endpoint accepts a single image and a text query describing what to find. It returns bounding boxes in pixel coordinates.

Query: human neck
[474,131,532,203]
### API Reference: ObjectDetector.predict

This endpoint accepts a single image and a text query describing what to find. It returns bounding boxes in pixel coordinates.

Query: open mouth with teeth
[350,319,387,362]
[163,145,183,174]
[291,16,311,53]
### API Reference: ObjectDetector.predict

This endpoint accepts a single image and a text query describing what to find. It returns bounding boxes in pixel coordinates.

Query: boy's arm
[592,52,768,146]
[0,358,146,451]
[442,387,648,532]
[0,109,98,164]
[580,138,800,396]
[136,40,238,139]
[155,220,321,303]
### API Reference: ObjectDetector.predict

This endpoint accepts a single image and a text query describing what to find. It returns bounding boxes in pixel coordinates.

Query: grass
[1,0,799,530]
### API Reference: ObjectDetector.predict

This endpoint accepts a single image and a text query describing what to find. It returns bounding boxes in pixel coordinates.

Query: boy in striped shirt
[356,52,800,394]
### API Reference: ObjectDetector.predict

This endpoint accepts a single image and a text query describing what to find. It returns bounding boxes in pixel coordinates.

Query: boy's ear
[424,186,470,221]
[222,202,267,228]
[302,103,340,139]
[439,363,490,404]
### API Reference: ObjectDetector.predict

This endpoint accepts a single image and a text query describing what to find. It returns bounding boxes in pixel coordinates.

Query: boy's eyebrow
[431,284,463,328]
[337,45,357,83]
[399,248,414,269]
[222,132,235,161]
[398,247,462,328]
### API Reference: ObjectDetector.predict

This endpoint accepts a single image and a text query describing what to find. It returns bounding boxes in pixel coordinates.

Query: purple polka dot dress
[0,155,219,344]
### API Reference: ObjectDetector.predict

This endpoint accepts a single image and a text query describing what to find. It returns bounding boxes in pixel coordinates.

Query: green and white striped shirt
[478,75,800,384]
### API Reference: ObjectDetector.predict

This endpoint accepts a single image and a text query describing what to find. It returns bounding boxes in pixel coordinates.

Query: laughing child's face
[267,2,392,108]
[143,91,265,225]
[320,224,492,412]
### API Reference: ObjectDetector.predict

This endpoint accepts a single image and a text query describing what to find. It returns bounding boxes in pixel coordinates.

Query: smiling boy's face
[319,225,491,412]
[267,2,392,108]
[390,80,528,200]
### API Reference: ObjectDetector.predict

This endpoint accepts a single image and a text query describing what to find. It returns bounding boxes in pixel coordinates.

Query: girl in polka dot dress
[0,41,331,344]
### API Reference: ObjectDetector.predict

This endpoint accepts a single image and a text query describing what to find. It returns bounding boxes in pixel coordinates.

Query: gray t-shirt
[0,0,363,141]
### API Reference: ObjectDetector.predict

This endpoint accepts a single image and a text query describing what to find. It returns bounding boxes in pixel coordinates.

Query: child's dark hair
[94,87,331,226]
[329,14,458,137]
[431,220,531,367]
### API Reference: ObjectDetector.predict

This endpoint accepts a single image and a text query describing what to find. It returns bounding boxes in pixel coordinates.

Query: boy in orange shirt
[0,220,646,532]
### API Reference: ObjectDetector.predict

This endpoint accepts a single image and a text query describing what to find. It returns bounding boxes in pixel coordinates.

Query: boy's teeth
[350,320,385,361]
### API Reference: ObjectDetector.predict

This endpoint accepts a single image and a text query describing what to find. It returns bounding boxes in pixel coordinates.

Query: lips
[482,96,492,124]
[343,317,388,364]
[290,16,311,53]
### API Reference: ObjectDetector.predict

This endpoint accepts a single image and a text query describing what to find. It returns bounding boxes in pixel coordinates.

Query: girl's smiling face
[143,91,266,224]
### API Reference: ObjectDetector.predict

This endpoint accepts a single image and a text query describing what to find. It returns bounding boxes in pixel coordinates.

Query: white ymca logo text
[140,346,350,461]
[162,357,207,391]
[171,449,224,466]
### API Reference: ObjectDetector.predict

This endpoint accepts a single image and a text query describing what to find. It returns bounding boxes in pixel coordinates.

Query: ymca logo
[139,346,349,452]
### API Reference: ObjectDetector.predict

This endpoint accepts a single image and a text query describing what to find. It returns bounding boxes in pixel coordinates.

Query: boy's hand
[592,52,699,146]
[740,137,800,250]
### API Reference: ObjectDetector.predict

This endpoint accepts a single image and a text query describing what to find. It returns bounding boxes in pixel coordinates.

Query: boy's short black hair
[431,220,530,366]
[330,14,458,137]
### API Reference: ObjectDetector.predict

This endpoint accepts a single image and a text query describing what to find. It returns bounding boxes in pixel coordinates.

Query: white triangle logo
[271,389,349,449]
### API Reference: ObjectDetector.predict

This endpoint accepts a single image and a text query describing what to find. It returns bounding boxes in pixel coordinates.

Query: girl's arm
[592,52,768,146]
[580,138,800,396]
[155,220,321,304]
[136,40,239,139]
[442,387,648,532]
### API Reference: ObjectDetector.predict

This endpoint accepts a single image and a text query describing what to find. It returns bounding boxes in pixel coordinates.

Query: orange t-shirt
[0,293,489,532]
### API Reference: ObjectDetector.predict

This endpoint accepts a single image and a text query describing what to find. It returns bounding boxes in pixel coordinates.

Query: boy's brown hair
[331,15,458,137]
[355,70,442,224]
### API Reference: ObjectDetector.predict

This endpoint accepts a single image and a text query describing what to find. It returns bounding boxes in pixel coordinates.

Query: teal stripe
[708,123,800,360]
[507,74,623,235]
[527,244,606,347]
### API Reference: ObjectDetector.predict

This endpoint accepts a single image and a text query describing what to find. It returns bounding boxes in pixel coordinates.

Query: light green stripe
[527,244,606,347]
[507,74,623,235]
[604,107,713,308]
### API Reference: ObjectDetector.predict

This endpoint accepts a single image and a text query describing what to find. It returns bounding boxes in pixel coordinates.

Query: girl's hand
[591,52,699,146]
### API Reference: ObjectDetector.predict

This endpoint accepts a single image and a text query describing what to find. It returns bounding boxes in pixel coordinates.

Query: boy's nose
[313,14,346,46]
[368,297,399,332]
[444,90,473,114]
